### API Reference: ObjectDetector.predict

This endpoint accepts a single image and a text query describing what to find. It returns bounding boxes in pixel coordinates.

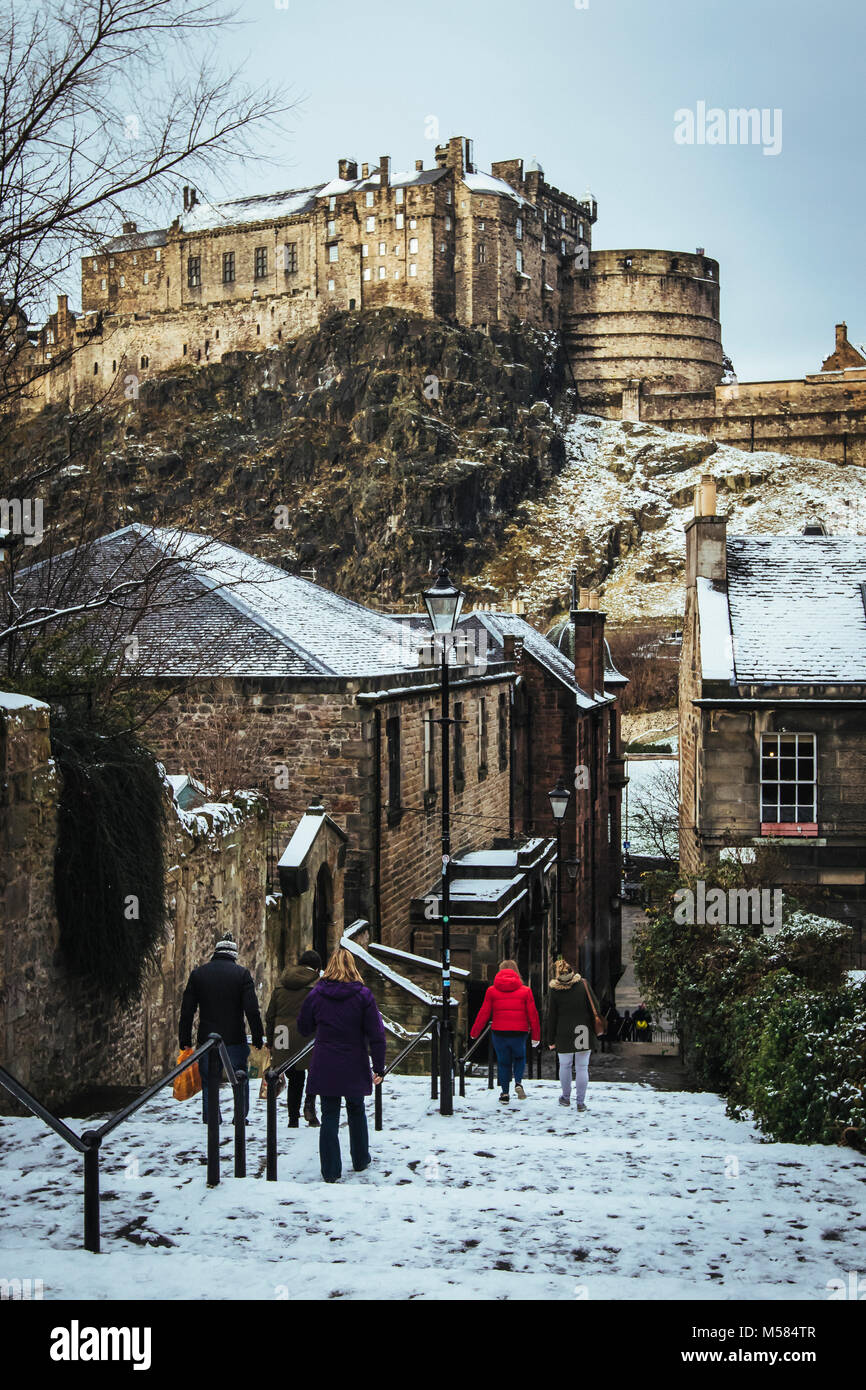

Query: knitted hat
[299,950,322,971]
[213,934,239,958]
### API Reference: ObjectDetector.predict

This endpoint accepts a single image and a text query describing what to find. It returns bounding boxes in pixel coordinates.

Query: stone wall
[0,693,272,1113]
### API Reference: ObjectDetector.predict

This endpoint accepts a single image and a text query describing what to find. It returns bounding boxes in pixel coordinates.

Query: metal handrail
[0,1032,247,1253]
[264,1039,315,1182]
[458,1022,494,1096]
[375,1017,438,1132]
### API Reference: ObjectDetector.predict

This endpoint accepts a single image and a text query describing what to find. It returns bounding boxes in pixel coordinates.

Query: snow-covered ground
[1,1076,864,1300]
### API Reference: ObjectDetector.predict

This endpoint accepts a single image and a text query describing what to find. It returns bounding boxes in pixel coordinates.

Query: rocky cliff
[5,308,864,625]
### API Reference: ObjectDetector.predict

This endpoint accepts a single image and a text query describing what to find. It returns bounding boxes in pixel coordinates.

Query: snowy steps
[1,1076,865,1299]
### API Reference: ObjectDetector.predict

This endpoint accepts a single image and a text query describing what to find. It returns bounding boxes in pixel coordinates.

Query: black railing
[375,1017,438,1132]
[264,1040,315,1182]
[0,1034,247,1253]
[458,1023,494,1095]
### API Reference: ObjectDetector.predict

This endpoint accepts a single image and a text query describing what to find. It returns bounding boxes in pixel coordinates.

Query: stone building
[679,475,866,915]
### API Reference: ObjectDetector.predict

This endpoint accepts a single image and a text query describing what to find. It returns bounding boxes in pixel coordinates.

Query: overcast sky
[214,0,862,382]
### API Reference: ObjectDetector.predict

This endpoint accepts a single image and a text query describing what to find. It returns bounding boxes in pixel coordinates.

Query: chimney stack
[338,157,359,180]
[685,473,727,584]
[836,322,847,350]
[571,584,606,696]
[379,156,390,187]
[415,159,424,172]
[361,162,369,179]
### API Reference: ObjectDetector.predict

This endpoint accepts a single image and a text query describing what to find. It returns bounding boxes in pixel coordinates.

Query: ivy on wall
[52,721,166,1003]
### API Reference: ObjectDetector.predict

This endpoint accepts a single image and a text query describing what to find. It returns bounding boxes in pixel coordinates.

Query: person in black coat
[179,933,264,1123]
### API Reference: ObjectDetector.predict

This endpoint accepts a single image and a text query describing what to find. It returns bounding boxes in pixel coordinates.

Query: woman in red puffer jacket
[470,959,540,1104]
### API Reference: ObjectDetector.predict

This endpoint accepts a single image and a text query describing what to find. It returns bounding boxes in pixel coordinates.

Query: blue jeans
[492,1032,527,1092]
[200,1042,250,1123]
[319,1095,371,1182]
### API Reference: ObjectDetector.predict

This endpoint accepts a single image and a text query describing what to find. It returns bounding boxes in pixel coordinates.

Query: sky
[192,0,864,381]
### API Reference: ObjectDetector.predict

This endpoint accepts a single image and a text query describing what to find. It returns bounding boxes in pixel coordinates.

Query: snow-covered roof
[278,802,346,871]
[180,186,321,233]
[463,171,530,206]
[696,576,735,682]
[726,536,866,684]
[470,612,603,708]
[102,229,168,252]
[0,690,49,713]
[23,525,428,680]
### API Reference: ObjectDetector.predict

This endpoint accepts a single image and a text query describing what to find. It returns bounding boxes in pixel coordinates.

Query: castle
[20,133,866,467]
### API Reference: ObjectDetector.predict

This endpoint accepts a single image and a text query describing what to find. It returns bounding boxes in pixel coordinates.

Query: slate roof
[725,536,866,684]
[102,229,168,252]
[469,611,603,708]
[22,526,427,679]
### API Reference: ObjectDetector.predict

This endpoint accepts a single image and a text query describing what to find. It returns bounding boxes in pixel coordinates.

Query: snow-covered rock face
[474,415,866,625]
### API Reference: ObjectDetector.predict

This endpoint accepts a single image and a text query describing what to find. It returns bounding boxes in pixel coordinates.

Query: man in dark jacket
[265,950,321,1128]
[179,933,264,1123]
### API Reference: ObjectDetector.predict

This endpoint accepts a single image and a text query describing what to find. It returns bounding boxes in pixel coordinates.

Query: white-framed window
[409,218,417,230]
[363,268,372,281]
[47,330,54,344]
[440,243,446,252]
[328,219,336,236]
[479,221,485,230]
[516,248,524,273]
[132,254,137,265]
[445,216,452,230]
[328,244,339,263]
[541,234,547,251]
[409,237,419,253]
[379,241,386,255]
[366,191,375,207]
[409,263,417,277]
[366,216,376,232]
[329,195,336,211]
[579,221,584,239]
[378,265,386,280]
[561,239,567,255]
[395,212,404,229]
[119,275,126,287]
[155,248,161,261]
[101,278,107,290]
[362,244,369,258]
[543,208,548,223]
[760,733,817,827]
[328,278,335,291]
[395,187,404,204]
[478,243,486,264]
[394,268,401,278]
[143,271,150,284]
[92,258,97,269]
[560,212,566,229]
[515,217,523,240]
[446,190,452,204]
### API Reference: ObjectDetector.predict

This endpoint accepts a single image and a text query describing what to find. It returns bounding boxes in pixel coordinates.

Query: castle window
[155,248,161,261]
[560,212,566,229]
[255,247,267,278]
[394,268,401,278]
[515,217,523,240]
[329,195,336,211]
[328,244,339,263]
[222,251,235,283]
[445,216,452,231]
[409,263,417,277]
[671,257,679,271]
[516,248,524,273]
[256,324,261,334]
[543,208,548,223]
[571,215,577,229]
[327,220,336,237]
[579,222,584,239]
[93,362,99,374]
[119,275,125,287]
[478,244,486,264]
[140,355,149,368]
[541,234,546,251]
[132,254,138,265]
[395,213,404,230]
[363,268,372,281]
[446,190,452,204]
[409,218,417,230]
[183,344,188,355]
[366,216,376,232]
[112,359,116,371]
[625,256,633,268]
[100,278,107,291]
[394,245,401,256]
[283,243,298,274]
[561,240,567,256]
[365,191,375,207]
[328,278,335,291]
[440,243,446,252]
[92,259,97,269]
[47,330,54,344]
[362,244,369,257]
[143,271,150,284]
[378,241,386,255]
[215,329,219,339]
[479,221,485,230]
[409,237,419,254]
[378,266,386,279]
[187,256,201,288]
[395,187,404,204]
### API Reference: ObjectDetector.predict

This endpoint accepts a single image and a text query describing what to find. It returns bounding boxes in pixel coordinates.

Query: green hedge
[633,873,866,1150]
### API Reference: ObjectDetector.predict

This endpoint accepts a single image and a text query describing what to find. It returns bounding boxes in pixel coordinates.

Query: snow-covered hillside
[475,415,866,624]
[1,1075,864,1300]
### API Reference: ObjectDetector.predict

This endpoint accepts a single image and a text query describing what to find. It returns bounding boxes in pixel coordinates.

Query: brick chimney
[361,162,369,179]
[434,136,467,176]
[121,220,137,235]
[837,322,847,350]
[415,159,424,172]
[338,157,358,180]
[684,473,727,585]
[379,155,390,187]
[572,586,606,697]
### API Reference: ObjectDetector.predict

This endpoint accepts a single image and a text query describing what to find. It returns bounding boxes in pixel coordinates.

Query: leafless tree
[0,0,295,414]
[627,761,680,864]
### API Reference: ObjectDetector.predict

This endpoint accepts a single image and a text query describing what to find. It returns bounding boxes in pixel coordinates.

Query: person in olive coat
[545,957,603,1111]
[265,950,322,1127]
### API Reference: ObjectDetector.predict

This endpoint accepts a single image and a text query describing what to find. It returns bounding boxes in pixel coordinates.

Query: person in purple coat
[297,946,386,1183]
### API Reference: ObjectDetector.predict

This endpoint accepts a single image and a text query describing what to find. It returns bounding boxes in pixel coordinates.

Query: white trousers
[558,1051,591,1104]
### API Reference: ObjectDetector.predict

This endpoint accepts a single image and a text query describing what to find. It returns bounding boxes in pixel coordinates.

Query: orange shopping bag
[173,1048,202,1101]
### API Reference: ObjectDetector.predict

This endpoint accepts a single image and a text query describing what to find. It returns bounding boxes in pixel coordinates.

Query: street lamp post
[423,565,464,1118]
[548,777,571,959]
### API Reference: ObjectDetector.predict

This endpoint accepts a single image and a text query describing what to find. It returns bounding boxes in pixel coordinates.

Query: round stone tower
[564,249,724,417]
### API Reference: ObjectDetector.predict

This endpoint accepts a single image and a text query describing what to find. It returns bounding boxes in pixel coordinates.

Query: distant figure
[633,1003,653,1043]
[179,933,264,1124]
[297,947,386,1183]
[469,958,541,1104]
[265,950,322,1128]
[620,1009,634,1042]
[545,957,601,1112]
[605,1004,622,1046]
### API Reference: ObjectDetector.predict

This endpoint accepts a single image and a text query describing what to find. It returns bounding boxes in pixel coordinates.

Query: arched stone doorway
[312,863,333,963]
